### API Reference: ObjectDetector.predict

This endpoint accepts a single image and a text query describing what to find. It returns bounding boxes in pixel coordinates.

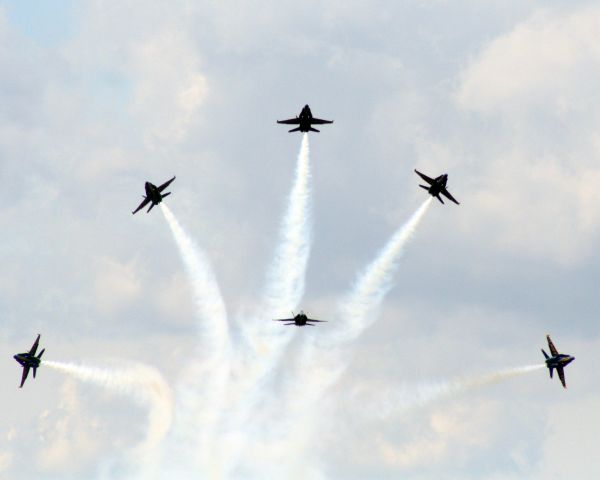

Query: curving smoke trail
[223,133,313,475]
[336,196,433,342]
[43,360,173,456]
[263,199,434,474]
[160,204,229,344]
[160,204,231,474]
[356,364,546,419]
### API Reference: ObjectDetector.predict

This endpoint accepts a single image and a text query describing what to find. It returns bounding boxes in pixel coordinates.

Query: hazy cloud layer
[0,1,598,479]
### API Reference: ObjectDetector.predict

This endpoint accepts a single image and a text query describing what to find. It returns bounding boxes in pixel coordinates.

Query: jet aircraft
[414,169,459,205]
[277,105,333,133]
[132,176,176,214]
[542,334,574,389]
[273,311,326,327]
[14,334,45,388]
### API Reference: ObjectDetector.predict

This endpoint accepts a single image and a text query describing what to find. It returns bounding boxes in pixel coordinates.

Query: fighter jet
[132,176,176,214]
[273,311,327,327]
[277,105,333,133]
[13,334,45,388]
[542,335,574,389]
[414,169,459,205]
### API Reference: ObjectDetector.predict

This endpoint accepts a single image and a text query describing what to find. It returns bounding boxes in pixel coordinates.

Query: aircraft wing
[547,335,559,356]
[441,188,460,205]
[414,169,435,185]
[307,318,327,322]
[277,118,301,125]
[557,366,566,388]
[310,118,333,125]
[29,334,40,356]
[273,318,294,322]
[20,366,30,388]
[158,176,176,192]
[132,197,151,215]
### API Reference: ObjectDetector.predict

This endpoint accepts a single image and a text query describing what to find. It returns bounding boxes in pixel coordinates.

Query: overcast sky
[0,1,599,479]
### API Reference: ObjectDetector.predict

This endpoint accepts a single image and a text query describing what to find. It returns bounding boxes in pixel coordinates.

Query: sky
[0,0,599,478]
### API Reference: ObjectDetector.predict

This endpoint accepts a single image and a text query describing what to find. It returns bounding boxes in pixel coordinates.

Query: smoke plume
[44,360,173,456]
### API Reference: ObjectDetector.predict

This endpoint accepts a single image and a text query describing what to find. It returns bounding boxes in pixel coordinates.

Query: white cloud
[454,5,600,266]
[93,257,142,315]
[457,6,600,114]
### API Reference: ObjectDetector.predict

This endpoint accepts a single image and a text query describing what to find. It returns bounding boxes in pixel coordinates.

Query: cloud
[457,6,600,114]
[93,257,142,315]
[453,5,600,266]
[1,2,599,479]
[36,380,104,474]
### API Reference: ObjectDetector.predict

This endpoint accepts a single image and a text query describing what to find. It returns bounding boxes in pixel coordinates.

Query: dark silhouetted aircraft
[132,176,176,214]
[273,311,326,327]
[14,334,45,388]
[277,105,333,133]
[542,335,574,389]
[414,169,459,205]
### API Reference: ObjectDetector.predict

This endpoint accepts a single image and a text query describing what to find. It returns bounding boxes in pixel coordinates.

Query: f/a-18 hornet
[542,334,575,389]
[414,169,460,205]
[14,334,45,388]
[273,311,327,327]
[132,176,176,214]
[277,105,333,133]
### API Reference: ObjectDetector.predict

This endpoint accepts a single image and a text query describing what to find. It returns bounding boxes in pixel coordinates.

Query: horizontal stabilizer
[549,367,554,379]
[289,127,302,133]
[419,185,429,191]
[162,192,171,198]
[33,367,37,379]
[147,203,155,213]
[37,348,45,360]
[309,127,320,133]
[436,195,444,204]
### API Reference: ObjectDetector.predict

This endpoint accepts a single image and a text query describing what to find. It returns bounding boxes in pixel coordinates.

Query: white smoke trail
[336,196,433,342]
[44,360,173,456]
[263,132,312,314]
[255,199,434,475]
[160,204,231,475]
[223,133,313,475]
[359,364,546,419]
[160,204,228,344]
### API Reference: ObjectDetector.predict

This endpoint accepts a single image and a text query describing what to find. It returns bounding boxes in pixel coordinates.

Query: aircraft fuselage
[545,354,575,369]
[295,105,315,132]
[145,182,164,205]
[13,353,41,369]
[293,314,309,326]
[426,174,448,197]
